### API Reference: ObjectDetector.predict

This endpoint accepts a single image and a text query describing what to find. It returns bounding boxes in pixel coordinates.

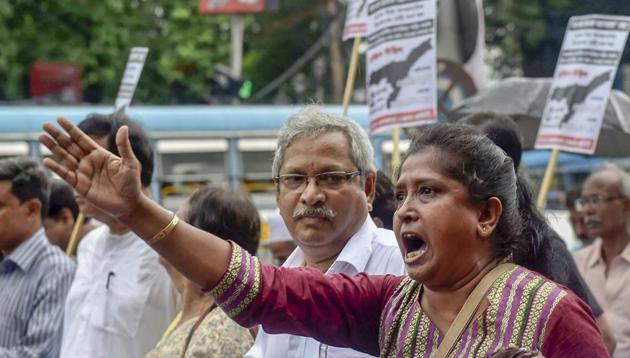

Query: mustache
[293,206,335,220]
[584,217,600,225]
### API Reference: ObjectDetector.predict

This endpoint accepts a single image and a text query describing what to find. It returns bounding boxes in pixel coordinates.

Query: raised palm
[39,117,143,219]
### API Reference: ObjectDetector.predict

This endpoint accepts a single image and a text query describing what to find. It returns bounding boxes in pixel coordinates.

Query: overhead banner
[114,47,149,112]
[366,0,437,134]
[535,14,630,154]
[343,0,369,40]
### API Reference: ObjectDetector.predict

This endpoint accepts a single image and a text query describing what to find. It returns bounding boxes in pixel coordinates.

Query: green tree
[0,0,234,104]
[0,1,342,104]
[485,0,630,78]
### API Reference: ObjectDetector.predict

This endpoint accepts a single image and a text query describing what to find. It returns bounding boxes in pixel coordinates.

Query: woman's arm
[40,118,232,289]
[39,118,403,355]
[209,243,402,355]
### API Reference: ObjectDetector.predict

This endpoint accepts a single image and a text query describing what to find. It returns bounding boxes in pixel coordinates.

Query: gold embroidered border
[208,243,243,300]
[492,270,529,351]
[508,275,542,347]
[537,288,567,347]
[227,257,262,317]
[380,278,417,357]
[220,251,253,309]
[476,268,519,355]
[521,280,565,348]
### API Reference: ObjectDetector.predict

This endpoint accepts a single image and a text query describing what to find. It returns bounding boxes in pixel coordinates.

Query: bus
[0,105,403,211]
[2,104,626,213]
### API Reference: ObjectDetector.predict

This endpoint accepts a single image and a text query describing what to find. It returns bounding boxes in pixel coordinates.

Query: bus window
[0,142,29,159]
[240,138,275,186]
[157,139,228,210]
[240,138,277,211]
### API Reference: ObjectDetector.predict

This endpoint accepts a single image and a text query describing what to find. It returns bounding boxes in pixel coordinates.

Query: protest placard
[343,0,369,40]
[366,0,437,133]
[535,15,630,154]
[114,47,149,112]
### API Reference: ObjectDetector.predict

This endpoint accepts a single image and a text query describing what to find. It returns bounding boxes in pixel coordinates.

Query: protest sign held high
[343,0,369,41]
[535,14,630,155]
[366,0,437,134]
[114,47,149,112]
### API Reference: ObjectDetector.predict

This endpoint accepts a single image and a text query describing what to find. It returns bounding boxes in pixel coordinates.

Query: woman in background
[146,187,260,358]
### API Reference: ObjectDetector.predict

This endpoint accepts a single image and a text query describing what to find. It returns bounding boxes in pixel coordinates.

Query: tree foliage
[0,0,237,104]
[0,0,334,104]
[3,1,627,104]
[485,0,630,78]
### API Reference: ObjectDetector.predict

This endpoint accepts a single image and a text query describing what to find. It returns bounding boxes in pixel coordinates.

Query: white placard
[343,0,369,40]
[366,0,437,134]
[114,47,149,112]
[535,15,630,154]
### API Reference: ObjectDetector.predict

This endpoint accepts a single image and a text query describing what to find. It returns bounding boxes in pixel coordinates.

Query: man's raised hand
[39,117,144,219]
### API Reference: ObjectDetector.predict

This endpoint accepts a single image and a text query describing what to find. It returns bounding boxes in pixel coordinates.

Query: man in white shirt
[60,114,178,358]
[574,164,630,358]
[246,106,405,358]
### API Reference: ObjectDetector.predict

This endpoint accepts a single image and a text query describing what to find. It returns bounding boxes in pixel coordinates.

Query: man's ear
[60,207,75,225]
[23,199,42,221]
[364,171,376,212]
[477,197,502,239]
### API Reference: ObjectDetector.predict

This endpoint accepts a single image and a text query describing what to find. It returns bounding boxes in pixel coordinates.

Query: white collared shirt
[574,238,630,358]
[60,225,179,358]
[245,216,406,358]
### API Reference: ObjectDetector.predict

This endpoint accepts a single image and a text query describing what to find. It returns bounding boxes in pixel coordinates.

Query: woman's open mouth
[401,232,427,264]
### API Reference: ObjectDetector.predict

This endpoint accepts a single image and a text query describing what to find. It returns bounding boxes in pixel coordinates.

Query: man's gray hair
[272,106,375,178]
[599,163,630,197]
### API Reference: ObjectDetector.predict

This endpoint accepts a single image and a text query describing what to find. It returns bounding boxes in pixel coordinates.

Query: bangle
[147,213,180,246]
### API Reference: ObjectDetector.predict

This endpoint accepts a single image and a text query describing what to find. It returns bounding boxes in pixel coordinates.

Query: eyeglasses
[574,195,625,212]
[273,171,361,192]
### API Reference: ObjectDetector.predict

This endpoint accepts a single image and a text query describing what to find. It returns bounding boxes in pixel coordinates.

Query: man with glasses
[245,106,405,358]
[565,184,595,249]
[574,164,630,357]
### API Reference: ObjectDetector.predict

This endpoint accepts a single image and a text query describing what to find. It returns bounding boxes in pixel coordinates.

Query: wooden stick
[66,211,85,257]
[392,127,401,174]
[536,148,560,211]
[342,37,362,115]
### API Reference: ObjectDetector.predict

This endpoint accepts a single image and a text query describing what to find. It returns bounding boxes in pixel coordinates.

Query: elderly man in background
[246,106,405,358]
[574,164,630,358]
[0,157,75,357]
[565,184,595,249]
[263,210,296,266]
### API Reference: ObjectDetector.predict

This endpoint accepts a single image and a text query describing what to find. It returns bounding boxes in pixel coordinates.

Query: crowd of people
[0,106,628,357]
